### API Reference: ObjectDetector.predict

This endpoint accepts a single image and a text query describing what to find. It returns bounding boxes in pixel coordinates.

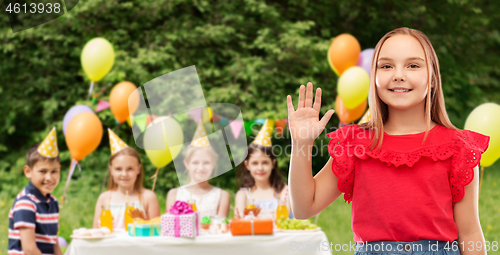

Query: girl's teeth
[393,89,410,92]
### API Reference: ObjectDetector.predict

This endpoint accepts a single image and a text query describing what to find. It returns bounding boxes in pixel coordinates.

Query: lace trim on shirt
[327,125,489,205]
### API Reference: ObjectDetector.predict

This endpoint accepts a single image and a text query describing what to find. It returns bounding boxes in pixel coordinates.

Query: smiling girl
[235,120,292,219]
[287,27,490,255]
[166,122,231,219]
[93,130,160,230]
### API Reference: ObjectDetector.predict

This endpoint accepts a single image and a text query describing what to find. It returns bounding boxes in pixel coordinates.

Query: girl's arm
[92,193,105,229]
[234,189,247,218]
[217,189,231,217]
[143,189,160,219]
[165,188,178,213]
[454,165,486,255]
[287,83,338,220]
[290,157,342,219]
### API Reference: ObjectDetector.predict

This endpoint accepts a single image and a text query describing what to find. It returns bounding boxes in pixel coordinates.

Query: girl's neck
[384,103,435,135]
[115,185,135,196]
[186,180,212,190]
[253,180,272,191]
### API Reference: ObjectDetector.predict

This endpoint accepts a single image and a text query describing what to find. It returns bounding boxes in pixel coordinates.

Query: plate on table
[70,234,114,240]
[277,227,321,233]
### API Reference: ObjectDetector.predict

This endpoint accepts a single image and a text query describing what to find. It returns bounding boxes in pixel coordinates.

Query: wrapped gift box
[128,223,161,237]
[161,201,198,237]
[230,218,273,235]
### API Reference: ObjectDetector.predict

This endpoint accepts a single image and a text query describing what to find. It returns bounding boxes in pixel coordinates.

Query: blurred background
[1,0,499,253]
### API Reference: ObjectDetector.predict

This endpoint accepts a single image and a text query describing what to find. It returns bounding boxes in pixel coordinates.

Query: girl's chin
[253,175,269,181]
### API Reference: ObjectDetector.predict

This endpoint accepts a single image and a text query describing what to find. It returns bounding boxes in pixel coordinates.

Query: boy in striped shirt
[8,128,62,255]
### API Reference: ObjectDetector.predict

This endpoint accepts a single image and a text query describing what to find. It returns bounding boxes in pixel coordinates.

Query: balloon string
[62,159,77,207]
[479,166,485,199]
[152,168,160,192]
[87,81,95,101]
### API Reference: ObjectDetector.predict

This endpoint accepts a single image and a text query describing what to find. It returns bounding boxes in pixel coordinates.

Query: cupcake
[201,216,211,230]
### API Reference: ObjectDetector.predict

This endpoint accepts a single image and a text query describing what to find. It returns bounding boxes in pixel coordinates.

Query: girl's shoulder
[98,191,112,200]
[166,187,179,197]
[235,188,248,198]
[141,188,157,199]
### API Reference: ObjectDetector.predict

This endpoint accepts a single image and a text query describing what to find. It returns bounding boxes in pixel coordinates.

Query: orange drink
[124,203,134,231]
[100,205,113,233]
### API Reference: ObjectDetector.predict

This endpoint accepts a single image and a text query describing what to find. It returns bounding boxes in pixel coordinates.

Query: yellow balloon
[81,38,115,82]
[144,117,184,168]
[337,66,369,109]
[202,107,212,123]
[464,103,500,167]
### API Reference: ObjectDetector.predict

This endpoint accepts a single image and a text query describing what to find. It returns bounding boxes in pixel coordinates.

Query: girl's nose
[393,76,405,82]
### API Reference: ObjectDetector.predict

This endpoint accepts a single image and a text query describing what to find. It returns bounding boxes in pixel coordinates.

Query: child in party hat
[166,121,231,219]
[93,129,160,230]
[8,127,63,255]
[235,119,292,219]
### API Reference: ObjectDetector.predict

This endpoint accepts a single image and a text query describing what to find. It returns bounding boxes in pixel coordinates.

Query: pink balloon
[357,49,375,76]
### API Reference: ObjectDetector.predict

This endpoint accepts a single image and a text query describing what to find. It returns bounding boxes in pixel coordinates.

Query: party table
[64,230,332,255]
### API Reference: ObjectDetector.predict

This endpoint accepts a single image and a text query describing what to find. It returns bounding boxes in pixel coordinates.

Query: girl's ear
[243,160,249,170]
[273,159,277,167]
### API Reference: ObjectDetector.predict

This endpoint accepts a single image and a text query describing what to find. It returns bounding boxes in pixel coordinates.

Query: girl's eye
[408,64,419,68]
[380,64,391,69]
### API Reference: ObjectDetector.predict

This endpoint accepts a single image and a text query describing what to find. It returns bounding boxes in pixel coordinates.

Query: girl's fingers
[312,88,322,113]
[305,82,313,108]
[298,85,305,109]
[319,110,336,129]
[287,95,295,114]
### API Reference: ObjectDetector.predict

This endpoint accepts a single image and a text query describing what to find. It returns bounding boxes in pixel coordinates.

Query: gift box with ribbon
[230,215,273,235]
[128,222,161,237]
[161,201,199,237]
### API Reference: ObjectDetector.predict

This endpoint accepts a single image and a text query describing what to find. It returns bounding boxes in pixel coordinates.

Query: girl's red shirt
[327,124,490,242]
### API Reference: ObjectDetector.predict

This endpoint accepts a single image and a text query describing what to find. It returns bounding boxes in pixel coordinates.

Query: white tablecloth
[65,230,332,255]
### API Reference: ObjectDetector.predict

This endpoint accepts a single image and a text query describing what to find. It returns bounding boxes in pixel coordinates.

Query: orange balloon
[335,95,367,123]
[66,112,103,161]
[109,81,140,124]
[328,34,361,75]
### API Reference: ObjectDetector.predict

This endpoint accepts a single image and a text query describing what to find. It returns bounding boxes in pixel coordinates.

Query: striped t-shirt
[8,181,59,255]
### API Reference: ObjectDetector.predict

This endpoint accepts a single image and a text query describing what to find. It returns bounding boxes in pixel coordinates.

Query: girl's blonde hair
[107,147,144,201]
[359,27,458,150]
[183,145,219,180]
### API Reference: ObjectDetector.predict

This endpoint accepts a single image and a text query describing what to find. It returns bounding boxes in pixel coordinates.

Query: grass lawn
[1,162,500,255]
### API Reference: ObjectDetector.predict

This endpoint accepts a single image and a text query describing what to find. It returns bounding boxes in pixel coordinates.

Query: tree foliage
[0,0,499,196]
